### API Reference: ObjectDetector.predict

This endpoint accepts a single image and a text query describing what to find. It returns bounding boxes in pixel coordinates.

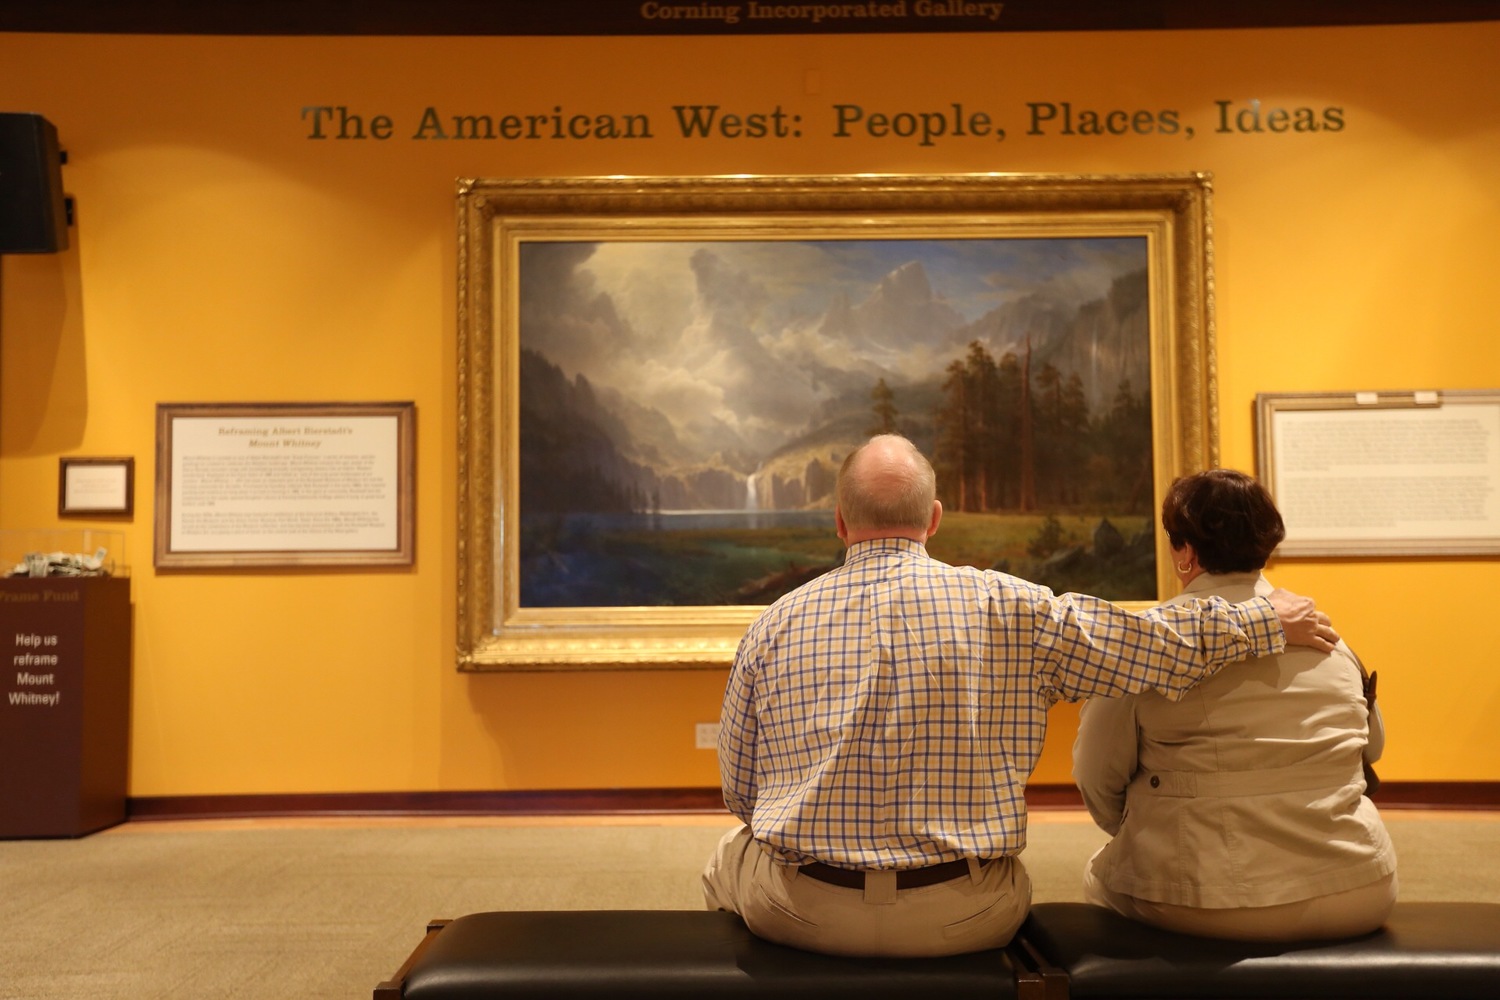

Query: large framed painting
[458,173,1217,671]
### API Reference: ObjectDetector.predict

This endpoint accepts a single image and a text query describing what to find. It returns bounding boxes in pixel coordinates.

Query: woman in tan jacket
[1072,469,1396,940]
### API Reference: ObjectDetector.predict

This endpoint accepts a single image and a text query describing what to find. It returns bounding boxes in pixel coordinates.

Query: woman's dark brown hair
[1161,469,1285,574]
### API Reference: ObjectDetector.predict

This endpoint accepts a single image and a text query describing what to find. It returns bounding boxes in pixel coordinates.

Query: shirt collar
[844,536,930,565]
[1181,570,1264,595]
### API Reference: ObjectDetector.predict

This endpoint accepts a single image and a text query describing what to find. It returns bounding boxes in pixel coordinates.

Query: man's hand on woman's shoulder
[1267,587,1339,652]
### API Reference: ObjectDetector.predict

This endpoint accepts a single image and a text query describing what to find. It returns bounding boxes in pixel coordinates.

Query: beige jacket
[1072,572,1396,908]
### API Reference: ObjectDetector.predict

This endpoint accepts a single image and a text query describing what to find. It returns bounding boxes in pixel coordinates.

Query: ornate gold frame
[457,173,1217,671]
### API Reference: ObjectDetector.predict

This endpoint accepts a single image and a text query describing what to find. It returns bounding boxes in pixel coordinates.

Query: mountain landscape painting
[517,235,1159,608]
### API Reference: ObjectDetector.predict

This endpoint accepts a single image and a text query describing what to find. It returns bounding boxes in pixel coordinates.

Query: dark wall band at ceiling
[2,0,1498,36]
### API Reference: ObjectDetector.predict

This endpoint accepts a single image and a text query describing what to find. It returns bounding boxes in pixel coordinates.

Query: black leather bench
[373,909,1037,998]
[1013,901,1500,999]
[375,903,1500,999]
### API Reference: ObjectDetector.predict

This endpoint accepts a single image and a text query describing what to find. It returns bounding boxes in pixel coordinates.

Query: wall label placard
[1256,390,1500,557]
[154,402,417,570]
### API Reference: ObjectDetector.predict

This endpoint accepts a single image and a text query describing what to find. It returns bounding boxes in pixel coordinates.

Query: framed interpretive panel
[154,402,416,569]
[58,457,135,517]
[1256,390,1500,557]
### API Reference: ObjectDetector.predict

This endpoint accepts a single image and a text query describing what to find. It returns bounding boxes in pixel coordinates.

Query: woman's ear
[1172,542,1198,576]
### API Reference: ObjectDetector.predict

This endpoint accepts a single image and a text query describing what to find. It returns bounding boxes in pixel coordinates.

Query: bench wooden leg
[373,919,451,999]
[1008,934,1070,1000]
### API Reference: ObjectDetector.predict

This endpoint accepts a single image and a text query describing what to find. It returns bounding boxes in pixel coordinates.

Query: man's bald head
[835,434,941,544]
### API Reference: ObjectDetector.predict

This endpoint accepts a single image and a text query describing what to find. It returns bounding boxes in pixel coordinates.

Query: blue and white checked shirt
[717,537,1287,870]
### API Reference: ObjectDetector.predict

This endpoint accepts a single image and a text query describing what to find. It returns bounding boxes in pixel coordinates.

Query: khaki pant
[702,823,1031,958]
[1084,848,1398,941]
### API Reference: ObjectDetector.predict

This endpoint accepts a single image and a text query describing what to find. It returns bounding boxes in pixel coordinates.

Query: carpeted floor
[1,810,1496,1000]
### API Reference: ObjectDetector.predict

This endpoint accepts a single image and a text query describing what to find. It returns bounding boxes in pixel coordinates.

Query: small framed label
[59,457,135,517]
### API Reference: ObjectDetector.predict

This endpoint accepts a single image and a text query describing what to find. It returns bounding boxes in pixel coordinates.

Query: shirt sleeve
[1035,592,1287,703]
[717,639,759,823]
[1072,695,1138,836]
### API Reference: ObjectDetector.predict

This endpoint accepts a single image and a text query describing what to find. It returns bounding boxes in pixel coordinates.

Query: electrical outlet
[695,722,721,749]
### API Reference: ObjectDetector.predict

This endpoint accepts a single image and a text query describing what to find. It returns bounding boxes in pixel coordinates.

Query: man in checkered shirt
[702,434,1339,958]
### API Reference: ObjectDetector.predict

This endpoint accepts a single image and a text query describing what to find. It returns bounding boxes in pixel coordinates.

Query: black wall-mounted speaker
[0,112,69,254]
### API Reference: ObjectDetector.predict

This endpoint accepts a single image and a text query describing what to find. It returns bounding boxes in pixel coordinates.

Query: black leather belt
[799,858,975,890]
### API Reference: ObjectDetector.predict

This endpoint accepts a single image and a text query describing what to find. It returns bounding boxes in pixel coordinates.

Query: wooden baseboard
[125,781,1500,821]
[126,787,732,820]
[1359,781,1500,810]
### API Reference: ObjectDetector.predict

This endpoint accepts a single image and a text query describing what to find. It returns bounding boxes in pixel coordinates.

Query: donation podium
[0,576,132,838]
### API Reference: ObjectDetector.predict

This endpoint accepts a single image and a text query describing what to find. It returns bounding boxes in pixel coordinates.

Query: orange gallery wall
[0,23,1496,798]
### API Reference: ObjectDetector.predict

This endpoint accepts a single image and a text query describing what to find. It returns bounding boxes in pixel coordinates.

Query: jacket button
[1150,775,1160,788]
